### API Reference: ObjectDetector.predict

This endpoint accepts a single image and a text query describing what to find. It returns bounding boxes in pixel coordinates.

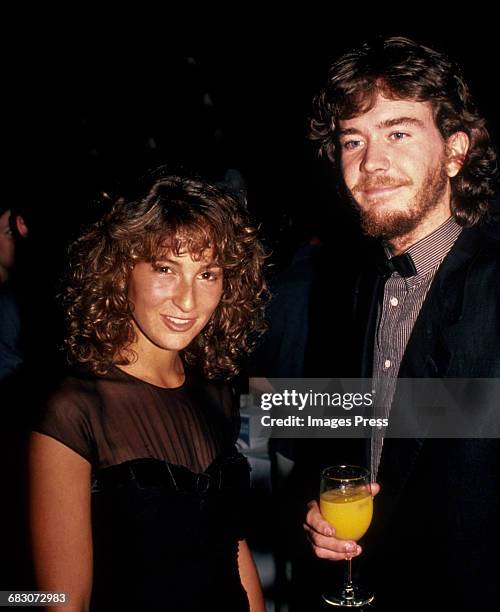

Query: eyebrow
[155,257,179,266]
[377,117,425,129]
[154,257,220,268]
[338,116,425,137]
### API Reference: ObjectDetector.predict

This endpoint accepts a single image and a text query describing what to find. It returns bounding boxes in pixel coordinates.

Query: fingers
[305,500,334,536]
[304,499,361,561]
[370,482,381,496]
[304,522,362,560]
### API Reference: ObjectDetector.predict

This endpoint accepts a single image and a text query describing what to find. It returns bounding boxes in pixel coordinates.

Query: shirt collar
[384,216,462,278]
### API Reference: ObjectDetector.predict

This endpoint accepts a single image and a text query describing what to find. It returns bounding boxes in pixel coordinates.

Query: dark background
[7,19,500,269]
[5,18,498,383]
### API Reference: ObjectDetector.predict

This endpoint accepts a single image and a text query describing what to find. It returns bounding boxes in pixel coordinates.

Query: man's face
[338,94,452,241]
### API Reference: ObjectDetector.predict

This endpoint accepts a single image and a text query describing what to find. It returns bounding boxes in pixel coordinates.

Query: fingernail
[324,527,333,537]
[344,543,354,553]
[356,546,361,555]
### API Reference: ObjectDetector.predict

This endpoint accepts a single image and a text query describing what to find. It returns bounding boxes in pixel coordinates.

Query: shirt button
[384,359,392,369]
[390,297,399,306]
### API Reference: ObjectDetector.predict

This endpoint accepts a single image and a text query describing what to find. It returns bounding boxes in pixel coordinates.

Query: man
[303,37,500,610]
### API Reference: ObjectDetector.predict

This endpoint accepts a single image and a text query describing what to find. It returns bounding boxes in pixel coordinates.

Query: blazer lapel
[354,270,384,378]
[399,225,487,377]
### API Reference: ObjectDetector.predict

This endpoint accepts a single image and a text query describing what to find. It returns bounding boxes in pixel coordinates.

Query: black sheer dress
[35,366,251,612]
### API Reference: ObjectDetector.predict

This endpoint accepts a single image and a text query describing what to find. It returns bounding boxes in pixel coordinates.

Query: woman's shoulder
[34,368,102,464]
[46,367,101,411]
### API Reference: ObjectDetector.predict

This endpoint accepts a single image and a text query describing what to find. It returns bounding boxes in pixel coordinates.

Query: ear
[15,215,29,238]
[446,131,470,178]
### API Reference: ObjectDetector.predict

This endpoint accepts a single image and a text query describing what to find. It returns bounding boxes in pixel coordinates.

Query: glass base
[322,583,374,608]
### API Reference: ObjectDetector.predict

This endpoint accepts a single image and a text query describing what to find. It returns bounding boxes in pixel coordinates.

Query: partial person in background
[0,203,32,380]
[29,175,268,612]
[0,205,32,592]
[0,206,15,284]
[8,199,62,381]
[0,206,23,380]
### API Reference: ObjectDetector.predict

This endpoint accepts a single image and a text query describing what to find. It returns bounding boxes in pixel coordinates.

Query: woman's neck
[116,343,185,389]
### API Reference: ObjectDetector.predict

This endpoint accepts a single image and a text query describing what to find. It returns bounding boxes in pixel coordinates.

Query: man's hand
[303,483,380,561]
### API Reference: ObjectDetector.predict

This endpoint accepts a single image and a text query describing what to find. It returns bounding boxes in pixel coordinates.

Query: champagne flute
[320,465,374,607]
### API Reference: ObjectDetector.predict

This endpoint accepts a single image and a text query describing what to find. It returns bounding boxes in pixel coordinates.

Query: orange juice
[320,488,373,540]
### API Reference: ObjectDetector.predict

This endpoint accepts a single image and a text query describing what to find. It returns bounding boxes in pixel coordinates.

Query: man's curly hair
[310,36,498,226]
[64,174,268,379]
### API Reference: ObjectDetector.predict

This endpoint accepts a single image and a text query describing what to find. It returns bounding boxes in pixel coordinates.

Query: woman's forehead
[143,226,222,263]
[156,247,216,263]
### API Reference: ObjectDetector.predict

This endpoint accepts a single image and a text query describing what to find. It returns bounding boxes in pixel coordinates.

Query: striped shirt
[370,217,463,479]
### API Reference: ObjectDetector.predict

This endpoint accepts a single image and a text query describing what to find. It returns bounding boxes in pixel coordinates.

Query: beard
[347,156,449,241]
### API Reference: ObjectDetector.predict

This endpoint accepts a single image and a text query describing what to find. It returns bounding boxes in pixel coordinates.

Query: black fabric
[35,366,250,612]
[352,220,500,611]
[91,451,250,612]
[0,282,23,381]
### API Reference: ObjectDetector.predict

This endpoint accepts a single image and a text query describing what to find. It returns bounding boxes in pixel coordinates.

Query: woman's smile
[160,314,197,332]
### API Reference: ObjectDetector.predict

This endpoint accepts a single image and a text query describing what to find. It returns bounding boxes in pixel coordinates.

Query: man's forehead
[339,95,434,130]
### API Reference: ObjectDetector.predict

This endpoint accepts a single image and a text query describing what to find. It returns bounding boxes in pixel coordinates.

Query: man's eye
[390,132,409,141]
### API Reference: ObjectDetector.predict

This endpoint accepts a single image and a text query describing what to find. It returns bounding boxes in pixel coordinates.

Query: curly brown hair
[310,36,498,226]
[64,174,268,379]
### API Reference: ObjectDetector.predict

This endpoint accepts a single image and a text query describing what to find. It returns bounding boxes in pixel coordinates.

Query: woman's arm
[28,432,93,612]
[237,539,266,612]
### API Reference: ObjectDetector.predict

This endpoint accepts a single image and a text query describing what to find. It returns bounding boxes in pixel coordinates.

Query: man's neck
[386,206,453,255]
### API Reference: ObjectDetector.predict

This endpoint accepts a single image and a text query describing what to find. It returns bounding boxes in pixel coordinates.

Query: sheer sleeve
[224,385,241,446]
[203,379,241,445]
[33,377,97,464]
[33,369,242,472]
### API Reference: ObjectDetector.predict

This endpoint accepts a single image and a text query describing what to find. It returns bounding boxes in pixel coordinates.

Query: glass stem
[343,558,355,601]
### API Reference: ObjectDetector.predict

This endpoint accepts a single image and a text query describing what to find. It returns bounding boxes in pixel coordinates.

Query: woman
[29,175,267,612]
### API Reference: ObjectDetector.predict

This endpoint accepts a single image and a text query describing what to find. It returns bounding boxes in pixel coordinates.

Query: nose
[360,140,390,174]
[172,278,195,312]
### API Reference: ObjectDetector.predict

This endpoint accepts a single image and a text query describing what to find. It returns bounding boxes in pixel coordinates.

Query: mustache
[351,176,413,194]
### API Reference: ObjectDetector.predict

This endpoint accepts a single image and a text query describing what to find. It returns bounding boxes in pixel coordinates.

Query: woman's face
[127,249,223,355]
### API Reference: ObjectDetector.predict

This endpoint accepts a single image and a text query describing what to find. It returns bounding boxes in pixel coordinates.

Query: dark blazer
[353,219,500,611]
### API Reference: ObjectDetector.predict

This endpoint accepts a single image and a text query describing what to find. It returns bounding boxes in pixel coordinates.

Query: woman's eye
[154,265,173,274]
[200,270,220,281]
[342,139,362,151]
